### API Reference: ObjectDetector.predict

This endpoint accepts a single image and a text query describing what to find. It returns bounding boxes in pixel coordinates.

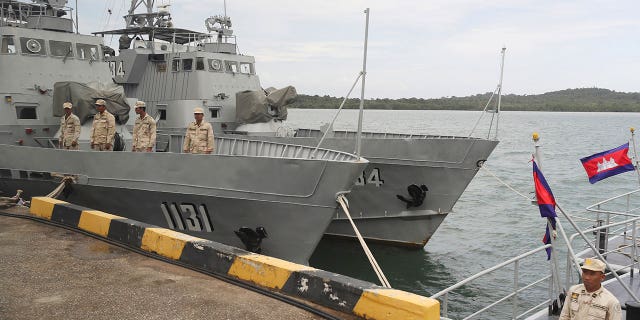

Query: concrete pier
[0,208,354,320]
[1,198,440,320]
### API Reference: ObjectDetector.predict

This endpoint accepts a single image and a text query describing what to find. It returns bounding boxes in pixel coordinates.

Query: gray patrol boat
[0,0,369,264]
[94,1,499,248]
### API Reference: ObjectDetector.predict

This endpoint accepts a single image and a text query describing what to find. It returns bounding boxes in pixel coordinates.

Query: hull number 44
[161,202,214,232]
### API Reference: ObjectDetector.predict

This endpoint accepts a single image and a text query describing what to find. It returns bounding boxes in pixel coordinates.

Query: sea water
[287,109,640,319]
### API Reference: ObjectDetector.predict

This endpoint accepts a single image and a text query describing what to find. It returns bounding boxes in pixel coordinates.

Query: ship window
[49,40,74,58]
[171,58,180,72]
[183,58,193,71]
[208,59,223,72]
[77,43,99,60]
[1,35,16,54]
[209,107,220,118]
[16,105,37,119]
[196,57,205,70]
[239,63,252,74]
[156,104,167,120]
[156,62,167,72]
[20,38,46,56]
[225,60,238,73]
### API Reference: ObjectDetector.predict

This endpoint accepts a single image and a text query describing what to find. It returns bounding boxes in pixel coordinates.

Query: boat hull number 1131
[161,202,214,232]
[355,168,384,187]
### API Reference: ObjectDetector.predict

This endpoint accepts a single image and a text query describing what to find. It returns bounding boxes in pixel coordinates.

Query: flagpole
[629,127,640,186]
[533,132,541,170]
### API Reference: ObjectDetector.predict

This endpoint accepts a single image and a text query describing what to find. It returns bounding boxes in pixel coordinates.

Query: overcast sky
[79,0,640,99]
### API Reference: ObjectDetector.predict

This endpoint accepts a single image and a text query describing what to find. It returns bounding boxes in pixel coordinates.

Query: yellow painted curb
[29,197,67,219]
[140,228,203,260]
[78,210,120,237]
[228,254,315,289]
[353,289,440,320]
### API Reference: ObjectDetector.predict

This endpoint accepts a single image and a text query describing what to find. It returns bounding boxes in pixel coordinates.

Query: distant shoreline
[289,88,640,112]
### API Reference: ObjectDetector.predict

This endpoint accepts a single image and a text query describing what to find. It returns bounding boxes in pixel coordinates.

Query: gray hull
[225,132,499,247]
[0,140,368,264]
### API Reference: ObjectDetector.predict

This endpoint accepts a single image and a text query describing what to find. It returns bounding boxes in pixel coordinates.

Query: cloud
[77,0,640,98]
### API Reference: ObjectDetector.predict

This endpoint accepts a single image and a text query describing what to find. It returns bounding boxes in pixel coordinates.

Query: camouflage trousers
[93,143,112,151]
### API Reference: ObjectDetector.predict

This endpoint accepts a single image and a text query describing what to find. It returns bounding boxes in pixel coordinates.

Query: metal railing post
[513,260,519,319]
[442,292,448,318]
[633,220,638,278]
[597,219,605,255]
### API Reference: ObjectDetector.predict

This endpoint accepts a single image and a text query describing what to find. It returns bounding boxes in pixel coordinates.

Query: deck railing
[432,189,640,319]
[431,245,553,320]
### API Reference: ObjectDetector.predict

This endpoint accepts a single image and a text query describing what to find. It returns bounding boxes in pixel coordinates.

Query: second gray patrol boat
[94,1,499,248]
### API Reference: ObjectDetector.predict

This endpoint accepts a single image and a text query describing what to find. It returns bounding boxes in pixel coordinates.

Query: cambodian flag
[533,161,557,260]
[580,143,635,184]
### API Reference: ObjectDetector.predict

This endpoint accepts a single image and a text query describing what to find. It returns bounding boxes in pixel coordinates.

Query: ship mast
[355,8,370,157]
[125,0,154,27]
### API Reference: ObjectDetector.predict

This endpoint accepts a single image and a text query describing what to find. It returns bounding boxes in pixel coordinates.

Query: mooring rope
[336,194,391,288]
[0,190,23,208]
[480,164,532,202]
[46,176,74,199]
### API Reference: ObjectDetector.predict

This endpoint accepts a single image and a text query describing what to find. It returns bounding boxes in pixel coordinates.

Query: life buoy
[210,59,222,71]
[26,39,41,53]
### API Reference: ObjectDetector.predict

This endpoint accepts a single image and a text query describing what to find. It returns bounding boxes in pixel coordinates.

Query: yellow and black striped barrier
[30,197,440,320]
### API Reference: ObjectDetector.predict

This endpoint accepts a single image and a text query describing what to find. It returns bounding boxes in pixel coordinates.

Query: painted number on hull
[355,168,384,187]
[160,202,214,232]
[109,61,125,78]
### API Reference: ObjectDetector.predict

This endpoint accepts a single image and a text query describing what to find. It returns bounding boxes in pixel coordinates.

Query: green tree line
[289,88,640,112]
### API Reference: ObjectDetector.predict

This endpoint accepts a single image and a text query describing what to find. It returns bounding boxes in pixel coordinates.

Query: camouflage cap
[95,99,106,106]
[63,102,73,109]
[193,107,204,114]
[135,101,146,108]
[581,258,606,273]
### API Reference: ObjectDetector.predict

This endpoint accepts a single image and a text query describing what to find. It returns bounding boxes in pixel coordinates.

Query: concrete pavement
[0,208,355,320]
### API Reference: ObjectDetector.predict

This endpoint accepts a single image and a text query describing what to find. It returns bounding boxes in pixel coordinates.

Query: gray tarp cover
[235,86,296,124]
[53,82,131,125]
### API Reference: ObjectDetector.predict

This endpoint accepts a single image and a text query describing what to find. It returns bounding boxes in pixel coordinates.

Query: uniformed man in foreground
[182,107,214,154]
[59,102,81,150]
[132,101,156,152]
[559,258,621,320]
[90,99,116,151]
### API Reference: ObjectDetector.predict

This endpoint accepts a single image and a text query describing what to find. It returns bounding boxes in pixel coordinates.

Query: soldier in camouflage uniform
[182,107,214,154]
[90,99,116,151]
[59,102,81,150]
[132,101,156,152]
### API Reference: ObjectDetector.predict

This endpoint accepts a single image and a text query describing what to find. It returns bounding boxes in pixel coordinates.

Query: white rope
[480,164,532,202]
[337,194,391,288]
[46,176,74,199]
[0,190,23,208]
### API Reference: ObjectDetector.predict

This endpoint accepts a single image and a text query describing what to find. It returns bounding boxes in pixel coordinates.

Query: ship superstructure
[0,0,113,147]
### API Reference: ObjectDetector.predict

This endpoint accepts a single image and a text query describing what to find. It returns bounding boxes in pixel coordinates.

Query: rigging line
[102,0,114,31]
[109,0,127,45]
[100,0,110,29]
[480,164,532,202]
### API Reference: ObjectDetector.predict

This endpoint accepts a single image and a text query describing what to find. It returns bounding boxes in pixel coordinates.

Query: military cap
[582,258,606,273]
[193,107,204,114]
[95,99,106,106]
[135,101,146,108]
[63,102,73,109]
